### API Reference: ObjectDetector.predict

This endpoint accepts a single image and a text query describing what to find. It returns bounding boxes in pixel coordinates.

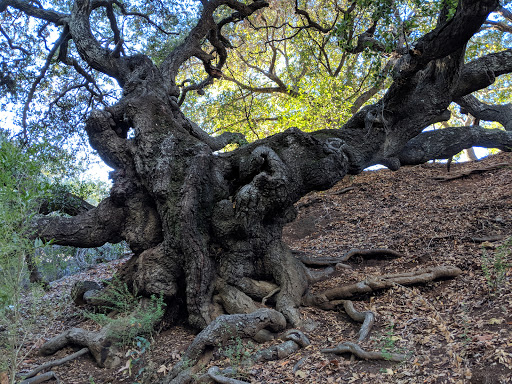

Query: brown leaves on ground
[15,152,512,383]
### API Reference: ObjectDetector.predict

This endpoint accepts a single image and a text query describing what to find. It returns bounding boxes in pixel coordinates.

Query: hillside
[13,152,512,384]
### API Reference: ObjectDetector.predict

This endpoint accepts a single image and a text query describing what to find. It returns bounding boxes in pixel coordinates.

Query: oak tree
[1,0,512,379]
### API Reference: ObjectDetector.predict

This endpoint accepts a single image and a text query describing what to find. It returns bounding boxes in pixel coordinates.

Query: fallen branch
[321,342,408,362]
[322,265,462,300]
[433,162,510,181]
[19,348,88,381]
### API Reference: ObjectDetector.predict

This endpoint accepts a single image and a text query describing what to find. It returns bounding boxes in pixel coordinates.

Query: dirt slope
[16,152,512,384]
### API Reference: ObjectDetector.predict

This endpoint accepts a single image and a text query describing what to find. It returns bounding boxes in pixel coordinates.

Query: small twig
[22,28,69,141]
[331,186,356,195]
[321,342,408,362]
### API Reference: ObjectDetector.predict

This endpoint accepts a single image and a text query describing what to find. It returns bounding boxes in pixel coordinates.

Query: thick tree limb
[393,0,499,80]
[398,126,512,165]
[69,0,123,83]
[32,197,126,247]
[38,192,94,216]
[186,120,246,151]
[455,49,512,98]
[457,95,512,131]
[0,0,68,24]
[160,0,269,93]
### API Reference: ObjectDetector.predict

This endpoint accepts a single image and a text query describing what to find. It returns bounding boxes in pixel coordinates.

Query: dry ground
[13,152,512,384]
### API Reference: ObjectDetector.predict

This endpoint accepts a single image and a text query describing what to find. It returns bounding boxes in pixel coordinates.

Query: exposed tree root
[320,265,462,301]
[470,235,507,243]
[207,366,251,384]
[252,329,310,362]
[296,248,404,267]
[161,309,287,383]
[335,300,375,342]
[39,327,120,368]
[321,342,408,362]
[39,298,164,369]
[19,348,88,382]
[433,162,510,181]
[19,371,60,384]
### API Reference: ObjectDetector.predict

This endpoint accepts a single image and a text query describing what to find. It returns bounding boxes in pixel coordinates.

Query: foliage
[84,277,166,347]
[376,322,408,361]
[34,242,128,282]
[218,334,254,379]
[0,132,111,381]
[481,238,512,295]
[0,134,49,382]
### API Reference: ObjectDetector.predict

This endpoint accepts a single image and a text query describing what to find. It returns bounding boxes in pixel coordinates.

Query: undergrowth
[84,277,166,348]
[481,237,511,295]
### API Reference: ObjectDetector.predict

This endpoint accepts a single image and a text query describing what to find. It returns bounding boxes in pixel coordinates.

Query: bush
[84,277,166,347]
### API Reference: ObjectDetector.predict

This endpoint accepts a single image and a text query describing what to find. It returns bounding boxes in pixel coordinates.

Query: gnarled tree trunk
[25,0,507,332]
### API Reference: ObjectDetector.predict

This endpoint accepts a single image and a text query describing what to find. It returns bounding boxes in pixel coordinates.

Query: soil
[12,152,512,384]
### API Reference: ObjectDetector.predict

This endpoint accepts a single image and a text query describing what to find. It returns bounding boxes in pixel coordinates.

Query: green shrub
[84,277,166,347]
[481,237,512,294]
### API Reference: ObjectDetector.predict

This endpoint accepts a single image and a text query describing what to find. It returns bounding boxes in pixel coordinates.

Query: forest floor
[13,152,512,384]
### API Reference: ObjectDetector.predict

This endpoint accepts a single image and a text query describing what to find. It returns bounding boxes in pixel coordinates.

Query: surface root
[321,342,408,362]
[322,265,461,300]
[161,309,286,383]
[252,329,310,362]
[207,366,251,384]
[336,300,374,341]
[19,371,60,384]
[433,163,509,181]
[19,348,88,382]
[39,327,120,368]
[296,248,404,267]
